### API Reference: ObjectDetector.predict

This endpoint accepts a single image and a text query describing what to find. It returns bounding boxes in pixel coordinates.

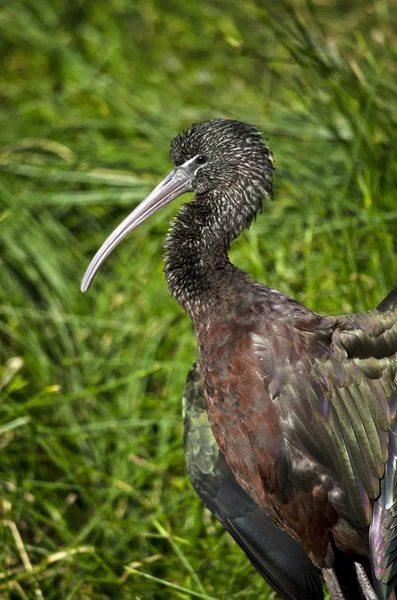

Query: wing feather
[245,305,397,532]
[339,386,380,494]
[291,310,397,519]
[287,306,397,597]
[348,382,385,477]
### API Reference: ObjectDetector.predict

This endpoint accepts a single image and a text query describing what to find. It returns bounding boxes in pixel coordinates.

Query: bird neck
[164,186,263,316]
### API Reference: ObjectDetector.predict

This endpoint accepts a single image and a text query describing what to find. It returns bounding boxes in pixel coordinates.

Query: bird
[183,360,324,600]
[81,118,397,600]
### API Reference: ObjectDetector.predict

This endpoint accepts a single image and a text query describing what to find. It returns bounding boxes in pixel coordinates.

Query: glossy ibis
[82,119,397,600]
[183,361,324,600]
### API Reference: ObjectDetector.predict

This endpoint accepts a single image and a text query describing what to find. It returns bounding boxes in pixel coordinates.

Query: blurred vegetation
[1,0,397,598]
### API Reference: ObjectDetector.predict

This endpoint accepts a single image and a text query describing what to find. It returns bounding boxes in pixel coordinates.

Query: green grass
[1,0,397,598]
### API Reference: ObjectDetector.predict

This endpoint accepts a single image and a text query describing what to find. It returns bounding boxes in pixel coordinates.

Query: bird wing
[277,305,397,525]
[264,289,397,598]
[183,362,324,600]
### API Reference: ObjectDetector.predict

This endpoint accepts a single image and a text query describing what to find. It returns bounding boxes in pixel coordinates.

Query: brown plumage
[183,361,324,600]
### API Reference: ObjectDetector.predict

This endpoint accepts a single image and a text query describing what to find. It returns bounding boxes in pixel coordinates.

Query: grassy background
[1,0,397,598]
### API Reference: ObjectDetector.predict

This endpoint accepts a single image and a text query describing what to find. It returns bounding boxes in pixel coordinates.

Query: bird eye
[196,155,207,165]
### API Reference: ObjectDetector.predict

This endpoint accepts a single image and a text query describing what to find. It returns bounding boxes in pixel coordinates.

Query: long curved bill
[81,158,199,292]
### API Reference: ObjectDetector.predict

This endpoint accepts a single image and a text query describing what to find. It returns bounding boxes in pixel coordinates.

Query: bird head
[81,118,274,292]
[170,119,273,195]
